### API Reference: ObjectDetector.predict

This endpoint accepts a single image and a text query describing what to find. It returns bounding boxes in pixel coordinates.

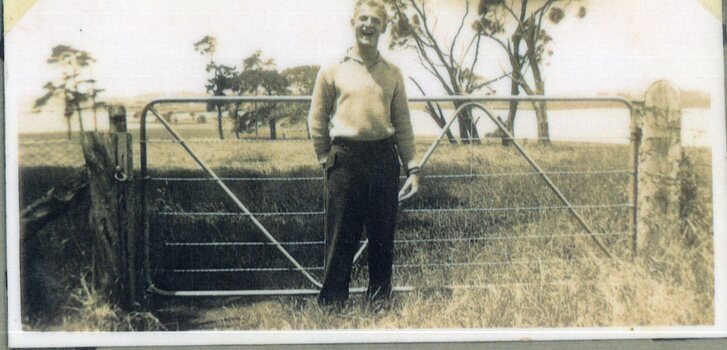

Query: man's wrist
[406,166,420,176]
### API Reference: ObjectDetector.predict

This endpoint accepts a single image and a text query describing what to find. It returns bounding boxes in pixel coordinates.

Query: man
[308,0,420,307]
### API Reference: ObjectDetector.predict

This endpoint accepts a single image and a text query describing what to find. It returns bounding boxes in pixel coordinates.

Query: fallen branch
[20,167,89,237]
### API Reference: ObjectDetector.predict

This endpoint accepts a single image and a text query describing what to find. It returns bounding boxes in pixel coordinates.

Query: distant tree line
[34,0,587,144]
[194,36,319,140]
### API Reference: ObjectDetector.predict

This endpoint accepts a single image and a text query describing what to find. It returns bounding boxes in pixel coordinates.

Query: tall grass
[19,136,713,330]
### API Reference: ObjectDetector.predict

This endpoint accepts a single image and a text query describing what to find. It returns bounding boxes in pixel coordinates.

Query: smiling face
[351,3,387,49]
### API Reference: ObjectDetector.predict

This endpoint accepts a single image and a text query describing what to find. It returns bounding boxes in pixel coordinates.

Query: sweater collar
[342,47,389,68]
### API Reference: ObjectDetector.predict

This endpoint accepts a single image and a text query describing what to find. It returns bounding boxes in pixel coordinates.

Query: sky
[4,0,725,108]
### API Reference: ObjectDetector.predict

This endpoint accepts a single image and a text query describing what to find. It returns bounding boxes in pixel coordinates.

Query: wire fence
[17,96,714,295]
[136,97,656,295]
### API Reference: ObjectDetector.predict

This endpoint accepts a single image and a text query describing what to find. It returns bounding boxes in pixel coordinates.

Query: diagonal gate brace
[145,106,324,290]
[354,102,613,262]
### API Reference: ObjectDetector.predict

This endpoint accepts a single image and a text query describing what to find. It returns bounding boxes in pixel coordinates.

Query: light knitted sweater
[307,51,418,173]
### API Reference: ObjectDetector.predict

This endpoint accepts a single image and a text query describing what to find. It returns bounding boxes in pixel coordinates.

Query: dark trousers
[318,137,400,305]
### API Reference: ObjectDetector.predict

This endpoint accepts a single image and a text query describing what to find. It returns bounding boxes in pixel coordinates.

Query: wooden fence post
[109,105,138,308]
[629,103,642,259]
[636,80,682,254]
[81,105,136,309]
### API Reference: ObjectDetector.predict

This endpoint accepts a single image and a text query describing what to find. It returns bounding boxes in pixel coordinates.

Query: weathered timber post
[109,105,138,308]
[81,105,136,309]
[629,102,642,259]
[636,80,682,254]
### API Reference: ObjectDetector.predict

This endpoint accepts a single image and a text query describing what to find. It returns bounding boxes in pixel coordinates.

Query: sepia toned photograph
[4,0,726,347]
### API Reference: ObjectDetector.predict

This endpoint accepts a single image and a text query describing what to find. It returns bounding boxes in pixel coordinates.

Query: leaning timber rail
[140,95,640,297]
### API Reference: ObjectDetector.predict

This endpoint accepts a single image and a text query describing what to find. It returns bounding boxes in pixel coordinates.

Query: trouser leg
[318,148,366,305]
[365,146,400,302]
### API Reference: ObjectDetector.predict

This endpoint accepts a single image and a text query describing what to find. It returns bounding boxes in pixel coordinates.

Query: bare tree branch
[471,31,482,68]
[409,76,457,142]
[409,0,459,90]
[449,0,470,82]
[502,2,522,23]
[468,72,510,93]
[498,63,535,95]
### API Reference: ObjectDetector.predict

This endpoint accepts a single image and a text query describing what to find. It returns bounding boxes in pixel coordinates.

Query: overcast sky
[5,0,724,106]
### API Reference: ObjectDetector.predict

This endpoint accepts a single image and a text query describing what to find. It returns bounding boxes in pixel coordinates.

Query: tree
[34,45,97,140]
[282,65,320,139]
[236,51,290,140]
[477,0,586,144]
[194,35,236,139]
[385,0,505,144]
[85,78,105,131]
[282,65,319,95]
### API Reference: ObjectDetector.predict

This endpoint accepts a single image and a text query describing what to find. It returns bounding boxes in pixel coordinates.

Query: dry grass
[19,134,714,330]
[46,275,166,332]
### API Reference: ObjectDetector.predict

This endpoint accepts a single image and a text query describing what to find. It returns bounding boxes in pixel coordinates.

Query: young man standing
[308,0,420,307]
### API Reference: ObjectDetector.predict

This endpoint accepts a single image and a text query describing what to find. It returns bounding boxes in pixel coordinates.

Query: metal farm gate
[139,96,640,297]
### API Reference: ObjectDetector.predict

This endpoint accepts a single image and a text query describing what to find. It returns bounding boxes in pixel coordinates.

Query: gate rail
[140,95,639,297]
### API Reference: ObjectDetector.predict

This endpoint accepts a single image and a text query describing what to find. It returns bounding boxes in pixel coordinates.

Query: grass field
[18,129,714,331]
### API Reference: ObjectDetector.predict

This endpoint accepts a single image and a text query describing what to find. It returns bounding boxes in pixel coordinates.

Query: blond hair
[354,0,388,23]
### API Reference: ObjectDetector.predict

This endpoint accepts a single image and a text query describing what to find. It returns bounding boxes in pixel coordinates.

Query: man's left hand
[398,174,420,202]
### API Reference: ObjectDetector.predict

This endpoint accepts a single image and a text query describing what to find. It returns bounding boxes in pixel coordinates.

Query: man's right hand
[398,174,420,202]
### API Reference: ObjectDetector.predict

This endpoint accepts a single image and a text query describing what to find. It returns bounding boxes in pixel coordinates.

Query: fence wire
[148,169,634,182]
[164,231,629,247]
[141,113,640,293]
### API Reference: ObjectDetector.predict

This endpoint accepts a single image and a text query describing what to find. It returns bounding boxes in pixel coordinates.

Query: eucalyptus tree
[385,0,505,144]
[477,0,587,143]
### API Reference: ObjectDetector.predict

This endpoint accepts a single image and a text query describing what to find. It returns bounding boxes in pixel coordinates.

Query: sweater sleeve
[307,67,335,166]
[390,67,418,173]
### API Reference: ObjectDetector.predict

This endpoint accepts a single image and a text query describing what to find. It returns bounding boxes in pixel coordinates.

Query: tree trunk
[454,102,480,144]
[76,103,86,136]
[82,132,124,303]
[216,105,224,140]
[534,101,550,144]
[66,116,72,140]
[526,38,550,144]
[409,78,457,144]
[504,79,520,146]
[505,27,524,147]
[533,79,550,144]
[428,107,457,144]
[468,109,481,143]
[269,118,277,140]
[233,103,241,139]
[92,97,99,131]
